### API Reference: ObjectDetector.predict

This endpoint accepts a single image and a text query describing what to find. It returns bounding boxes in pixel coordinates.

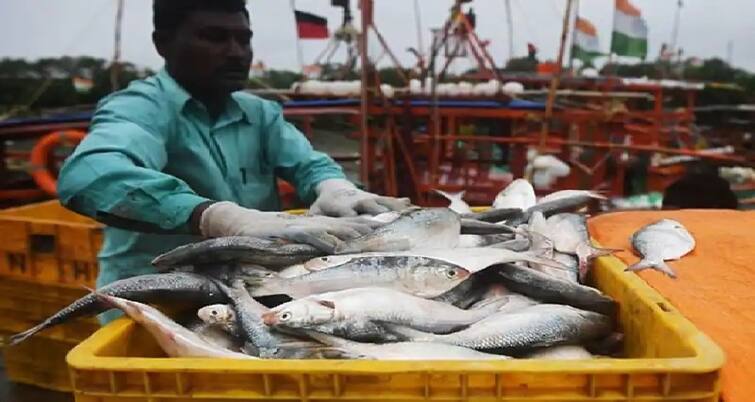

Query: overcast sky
[1,0,754,74]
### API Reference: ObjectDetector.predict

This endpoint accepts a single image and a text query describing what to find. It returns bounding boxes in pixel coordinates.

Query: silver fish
[247,255,470,298]
[262,287,507,333]
[152,236,324,269]
[546,213,619,281]
[526,345,594,360]
[628,219,695,278]
[305,331,510,360]
[6,273,226,346]
[538,190,606,205]
[198,303,396,343]
[335,208,460,254]
[434,189,473,214]
[95,293,256,359]
[493,179,536,210]
[211,281,317,359]
[187,321,244,352]
[387,304,612,351]
[492,263,616,315]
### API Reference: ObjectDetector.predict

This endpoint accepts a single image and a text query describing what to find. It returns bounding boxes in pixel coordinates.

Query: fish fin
[382,323,434,341]
[575,243,622,283]
[460,219,518,235]
[316,300,336,309]
[434,189,465,202]
[335,237,412,254]
[625,259,677,278]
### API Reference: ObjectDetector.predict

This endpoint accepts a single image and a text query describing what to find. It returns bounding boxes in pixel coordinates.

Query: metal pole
[413,0,425,61]
[539,0,575,151]
[504,0,514,61]
[359,0,374,189]
[670,0,682,53]
[568,0,580,72]
[110,0,125,92]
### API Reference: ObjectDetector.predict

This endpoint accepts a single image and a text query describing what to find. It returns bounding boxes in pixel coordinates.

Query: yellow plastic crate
[2,331,79,393]
[0,200,103,287]
[66,255,725,402]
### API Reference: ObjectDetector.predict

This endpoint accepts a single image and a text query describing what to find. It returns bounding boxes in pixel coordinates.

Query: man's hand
[309,179,411,217]
[199,201,379,252]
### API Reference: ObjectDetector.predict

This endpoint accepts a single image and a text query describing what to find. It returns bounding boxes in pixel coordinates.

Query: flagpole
[413,0,425,62]
[539,0,575,151]
[110,0,125,92]
[567,0,580,72]
[290,0,305,72]
[670,0,682,54]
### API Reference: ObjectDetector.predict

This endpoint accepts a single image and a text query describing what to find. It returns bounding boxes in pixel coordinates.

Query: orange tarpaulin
[589,210,755,402]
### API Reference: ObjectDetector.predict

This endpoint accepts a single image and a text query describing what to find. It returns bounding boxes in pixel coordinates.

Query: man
[57,0,409,314]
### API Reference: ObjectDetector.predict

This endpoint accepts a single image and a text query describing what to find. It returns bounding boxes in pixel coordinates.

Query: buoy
[30,130,87,196]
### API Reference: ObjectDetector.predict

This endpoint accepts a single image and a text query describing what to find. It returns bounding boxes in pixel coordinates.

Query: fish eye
[320,257,329,262]
[279,312,292,321]
[445,269,458,279]
[211,310,217,316]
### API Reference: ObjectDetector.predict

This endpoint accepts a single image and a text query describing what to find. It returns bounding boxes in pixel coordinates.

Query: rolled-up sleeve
[260,102,346,203]
[58,93,209,233]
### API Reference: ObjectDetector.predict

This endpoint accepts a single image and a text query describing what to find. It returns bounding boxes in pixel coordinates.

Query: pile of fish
[3,179,697,361]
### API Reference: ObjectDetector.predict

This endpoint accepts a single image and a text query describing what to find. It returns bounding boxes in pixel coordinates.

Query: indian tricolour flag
[611,0,648,59]
[571,16,601,64]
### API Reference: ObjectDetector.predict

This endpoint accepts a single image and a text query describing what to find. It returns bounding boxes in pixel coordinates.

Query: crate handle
[29,234,56,254]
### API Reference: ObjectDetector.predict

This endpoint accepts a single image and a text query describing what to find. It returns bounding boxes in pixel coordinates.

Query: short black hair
[153,0,249,33]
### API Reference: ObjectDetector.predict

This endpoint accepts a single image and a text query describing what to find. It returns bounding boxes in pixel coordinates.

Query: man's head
[153,0,253,100]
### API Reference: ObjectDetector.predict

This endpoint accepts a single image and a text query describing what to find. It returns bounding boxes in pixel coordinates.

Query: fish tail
[434,189,465,202]
[3,323,48,347]
[625,259,677,278]
[576,243,622,283]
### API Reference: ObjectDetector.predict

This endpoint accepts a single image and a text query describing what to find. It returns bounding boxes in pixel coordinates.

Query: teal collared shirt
[58,69,345,294]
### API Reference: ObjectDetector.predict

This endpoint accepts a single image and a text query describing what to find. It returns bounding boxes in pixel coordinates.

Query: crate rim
[66,255,725,374]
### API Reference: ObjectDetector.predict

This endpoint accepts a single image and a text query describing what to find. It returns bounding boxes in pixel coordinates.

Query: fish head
[197,304,235,326]
[303,255,353,271]
[235,265,279,281]
[262,299,336,328]
[412,264,471,296]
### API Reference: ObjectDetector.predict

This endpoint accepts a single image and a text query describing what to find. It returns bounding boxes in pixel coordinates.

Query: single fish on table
[493,179,536,210]
[387,304,612,352]
[152,236,324,270]
[491,263,616,315]
[246,255,470,299]
[5,273,226,346]
[305,331,510,360]
[335,208,461,254]
[546,213,619,282]
[262,287,509,334]
[627,219,695,278]
[95,293,255,359]
[434,189,473,214]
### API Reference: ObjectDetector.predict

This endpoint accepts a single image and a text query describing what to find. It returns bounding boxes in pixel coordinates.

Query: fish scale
[388,304,612,351]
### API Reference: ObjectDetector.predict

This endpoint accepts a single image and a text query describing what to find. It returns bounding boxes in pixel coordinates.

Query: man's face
[158,10,253,96]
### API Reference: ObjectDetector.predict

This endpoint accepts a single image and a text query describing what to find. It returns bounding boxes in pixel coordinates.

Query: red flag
[294,10,329,39]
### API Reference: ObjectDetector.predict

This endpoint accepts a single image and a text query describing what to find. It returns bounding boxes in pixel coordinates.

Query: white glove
[199,201,378,252]
[309,178,411,217]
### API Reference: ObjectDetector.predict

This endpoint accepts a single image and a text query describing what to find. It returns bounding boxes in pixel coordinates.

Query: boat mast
[110,0,125,92]
[504,0,514,62]
[539,0,575,151]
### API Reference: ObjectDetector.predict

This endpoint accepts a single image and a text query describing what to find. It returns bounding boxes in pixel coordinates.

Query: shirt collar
[157,68,251,126]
